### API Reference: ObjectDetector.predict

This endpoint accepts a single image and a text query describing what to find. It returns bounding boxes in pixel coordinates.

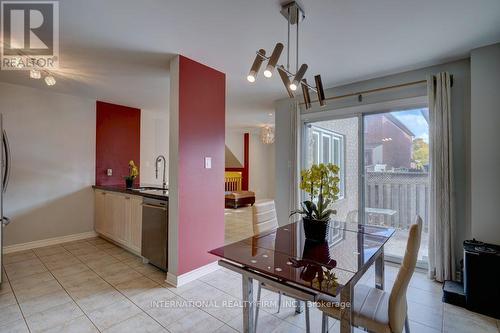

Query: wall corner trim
[3,231,98,254]
[166,261,220,287]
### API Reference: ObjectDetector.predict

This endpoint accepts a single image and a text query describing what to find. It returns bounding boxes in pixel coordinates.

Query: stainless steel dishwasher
[141,197,168,271]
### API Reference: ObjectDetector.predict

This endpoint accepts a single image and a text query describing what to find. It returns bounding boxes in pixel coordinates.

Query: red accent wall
[242,133,249,190]
[177,56,225,275]
[95,101,141,186]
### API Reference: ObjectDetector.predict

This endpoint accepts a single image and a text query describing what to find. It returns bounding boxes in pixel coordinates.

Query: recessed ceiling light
[45,75,56,86]
[30,70,41,79]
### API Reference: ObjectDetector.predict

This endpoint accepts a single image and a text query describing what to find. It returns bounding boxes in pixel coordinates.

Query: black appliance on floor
[443,239,500,319]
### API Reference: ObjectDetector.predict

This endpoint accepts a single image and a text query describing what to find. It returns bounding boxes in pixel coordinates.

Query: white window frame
[309,125,345,199]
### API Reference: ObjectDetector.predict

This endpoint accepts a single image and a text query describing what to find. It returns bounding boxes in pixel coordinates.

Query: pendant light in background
[260,125,275,144]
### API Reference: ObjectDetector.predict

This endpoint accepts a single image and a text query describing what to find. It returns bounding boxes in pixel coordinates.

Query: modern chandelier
[247,1,325,109]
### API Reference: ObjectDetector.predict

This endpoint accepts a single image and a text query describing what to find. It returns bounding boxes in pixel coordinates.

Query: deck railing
[365,171,430,232]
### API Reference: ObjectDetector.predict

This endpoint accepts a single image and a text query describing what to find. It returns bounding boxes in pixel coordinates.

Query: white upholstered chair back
[252,200,278,235]
[388,215,423,333]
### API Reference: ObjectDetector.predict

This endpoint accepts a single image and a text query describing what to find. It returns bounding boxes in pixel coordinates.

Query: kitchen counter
[93,185,168,201]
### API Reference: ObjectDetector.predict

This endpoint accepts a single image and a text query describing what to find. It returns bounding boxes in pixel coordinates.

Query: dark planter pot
[303,217,330,242]
[125,178,134,189]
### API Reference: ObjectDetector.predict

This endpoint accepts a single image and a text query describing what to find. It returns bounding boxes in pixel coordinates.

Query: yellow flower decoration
[293,163,340,222]
[128,160,139,179]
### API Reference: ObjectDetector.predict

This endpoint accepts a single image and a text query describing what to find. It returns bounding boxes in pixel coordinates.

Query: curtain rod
[299,74,454,107]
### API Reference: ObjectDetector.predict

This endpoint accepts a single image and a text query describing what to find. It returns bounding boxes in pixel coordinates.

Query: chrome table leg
[295,299,303,314]
[340,283,353,333]
[375,248,385,290]
[242,275,254,333]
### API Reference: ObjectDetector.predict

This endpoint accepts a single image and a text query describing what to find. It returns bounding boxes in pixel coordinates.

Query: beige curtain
[427,72,455,282]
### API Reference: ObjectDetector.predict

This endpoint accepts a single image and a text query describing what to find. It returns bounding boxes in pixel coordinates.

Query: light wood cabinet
[95,190,106,234]
[129,196,142,252]
[94,190,143,255]
[108,193,127,244]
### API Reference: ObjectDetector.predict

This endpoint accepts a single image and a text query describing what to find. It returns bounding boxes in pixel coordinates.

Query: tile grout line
[6,238,424,333]
[114,258,237,332]
[5,239,447,333]
[31,245,103,333]
[118,257,224,332]
[196,277,305,332]
[69,239,175,333]
[2,259,33,333]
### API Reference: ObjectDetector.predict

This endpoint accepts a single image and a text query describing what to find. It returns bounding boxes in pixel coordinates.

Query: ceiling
[0,0,499,128]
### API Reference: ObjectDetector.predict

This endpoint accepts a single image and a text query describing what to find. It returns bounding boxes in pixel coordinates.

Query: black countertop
[93,185,168,201]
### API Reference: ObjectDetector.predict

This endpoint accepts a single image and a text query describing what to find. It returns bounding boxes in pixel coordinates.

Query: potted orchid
[124,160,139,189]
[290,163,340,241]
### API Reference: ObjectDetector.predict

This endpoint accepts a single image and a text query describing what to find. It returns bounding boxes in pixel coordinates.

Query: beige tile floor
[0,207,497,332]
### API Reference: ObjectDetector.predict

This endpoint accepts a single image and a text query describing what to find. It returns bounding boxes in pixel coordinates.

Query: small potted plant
[291,163,340,242]
[124,160,139,189]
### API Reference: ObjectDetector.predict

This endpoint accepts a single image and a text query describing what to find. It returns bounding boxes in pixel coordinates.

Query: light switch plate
[204,157,212,169]
[107,169,113,176]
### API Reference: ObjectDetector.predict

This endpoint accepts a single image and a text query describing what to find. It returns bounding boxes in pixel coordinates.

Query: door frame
[300,96,429,268]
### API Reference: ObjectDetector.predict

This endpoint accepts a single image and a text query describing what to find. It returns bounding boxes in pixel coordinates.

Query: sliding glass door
[363,109,430,264]
[302,107,429,265]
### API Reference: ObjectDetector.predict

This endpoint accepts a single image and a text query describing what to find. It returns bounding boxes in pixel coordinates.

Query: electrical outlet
[107,169,113,176]
[204,157,212,169]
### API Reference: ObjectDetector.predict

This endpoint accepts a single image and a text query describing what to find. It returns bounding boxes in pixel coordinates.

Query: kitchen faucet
[155,155,167,190]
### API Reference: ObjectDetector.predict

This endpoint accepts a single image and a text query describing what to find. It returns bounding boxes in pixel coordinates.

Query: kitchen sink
[131,187,168,196]
[131,186,167,191]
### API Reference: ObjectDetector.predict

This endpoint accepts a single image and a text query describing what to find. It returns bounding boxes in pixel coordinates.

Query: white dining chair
[252,200,311,332]
[317,215,423,333]
[252,200,278,235]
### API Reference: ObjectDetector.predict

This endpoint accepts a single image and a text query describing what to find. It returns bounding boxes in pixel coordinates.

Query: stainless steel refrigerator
[0,114,12,285]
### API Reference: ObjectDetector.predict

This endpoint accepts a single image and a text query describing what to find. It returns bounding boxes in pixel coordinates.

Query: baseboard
[166,261,220,287]
[3,231,98,254]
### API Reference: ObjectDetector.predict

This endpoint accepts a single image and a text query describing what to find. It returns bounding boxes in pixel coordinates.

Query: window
[309,125,345,198]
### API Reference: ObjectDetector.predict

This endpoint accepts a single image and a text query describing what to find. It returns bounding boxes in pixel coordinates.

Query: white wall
[140,109,169,186]
[0,82,96,246]
[226,128,275,200]
[470,43,500,245]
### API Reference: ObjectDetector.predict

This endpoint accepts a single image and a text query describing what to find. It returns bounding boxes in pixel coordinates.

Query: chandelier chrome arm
[247,1,326,109]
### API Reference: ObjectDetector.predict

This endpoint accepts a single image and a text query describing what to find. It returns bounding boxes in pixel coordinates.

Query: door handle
[2,216,11,226]
[141,203,167,211]
[2,129,11,193]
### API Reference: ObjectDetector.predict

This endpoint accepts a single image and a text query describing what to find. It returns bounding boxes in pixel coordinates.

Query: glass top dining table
[209,221,395,333]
